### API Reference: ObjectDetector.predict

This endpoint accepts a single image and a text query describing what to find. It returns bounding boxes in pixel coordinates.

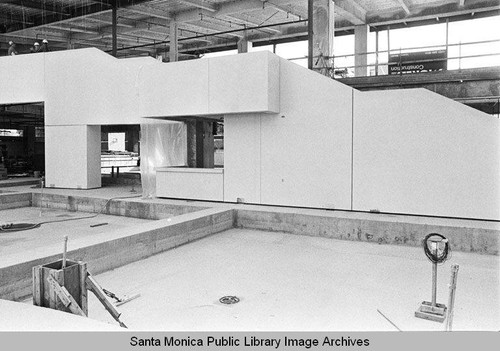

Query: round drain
[219,296,240,305]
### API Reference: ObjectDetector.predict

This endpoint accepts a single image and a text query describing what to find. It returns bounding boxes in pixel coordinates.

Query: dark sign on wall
[388,50,447,74]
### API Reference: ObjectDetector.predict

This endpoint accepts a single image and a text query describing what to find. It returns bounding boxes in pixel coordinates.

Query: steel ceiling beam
[222,14,282,33]
[2,0,68,16]
[3,0,152,34]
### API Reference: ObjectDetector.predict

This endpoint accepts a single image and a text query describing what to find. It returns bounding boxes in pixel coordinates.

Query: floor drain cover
[219,296,240,305]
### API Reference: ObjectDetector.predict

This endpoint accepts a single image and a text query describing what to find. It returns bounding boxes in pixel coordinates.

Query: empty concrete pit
[86,228,499,331]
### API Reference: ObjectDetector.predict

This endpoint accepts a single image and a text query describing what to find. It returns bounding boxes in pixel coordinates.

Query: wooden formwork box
[32,259,88,316]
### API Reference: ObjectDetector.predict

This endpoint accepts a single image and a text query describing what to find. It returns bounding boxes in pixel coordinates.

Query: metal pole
[387,25,390,56]
[308,0,313,70]
[375,29,379,76]
[62,235,68,269]
[445,18,449,69]
[459,41,462,70]
[432,245,438,307]
[445,18,449,51]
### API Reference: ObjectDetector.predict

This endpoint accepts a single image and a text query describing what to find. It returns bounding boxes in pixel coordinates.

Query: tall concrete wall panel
[224,114,262,203]
[224,58,353,209]
[45,125,101,189]
[352,88,500,220]
[259,59,353,209]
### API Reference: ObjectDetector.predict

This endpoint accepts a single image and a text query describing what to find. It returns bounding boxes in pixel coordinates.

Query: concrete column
[101,131,108,152]
[23,126,36,171]
[187,119,214,168]
[112,0,117,57]
[186,120,196,167]
[237,32,249,53]
[169,21,178,62]
[45,125,101,189]
[354,24,369,77]
[308,0,335,76]
[125,126,140,153]
[195,120,214,168]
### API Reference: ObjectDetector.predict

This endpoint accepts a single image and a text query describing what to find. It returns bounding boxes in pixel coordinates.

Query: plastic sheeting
[140,122,187,198]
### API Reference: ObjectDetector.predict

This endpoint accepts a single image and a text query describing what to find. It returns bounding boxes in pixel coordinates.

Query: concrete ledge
[31,193,206,219]
[101,176,141,186]
[0,208,235,301]
[235,209,500,255]
[0,192,32,211]
[0,178,39,188]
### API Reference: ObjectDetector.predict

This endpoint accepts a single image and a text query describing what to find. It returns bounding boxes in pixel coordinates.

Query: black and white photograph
[0,0,499,349]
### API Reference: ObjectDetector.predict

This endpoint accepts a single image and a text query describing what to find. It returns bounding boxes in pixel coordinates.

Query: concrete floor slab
[86,229,499,331]
[0,299,121,331]
[0,207,153,267]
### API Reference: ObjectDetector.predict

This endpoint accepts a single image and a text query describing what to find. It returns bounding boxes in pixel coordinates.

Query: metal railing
[288,38,500,78]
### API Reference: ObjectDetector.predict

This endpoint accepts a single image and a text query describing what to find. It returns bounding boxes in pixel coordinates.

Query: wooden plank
[32,266,42,306]
[64,263,82,309]
[47,274,71,307]
[42,267,57,309]
[445,264,460,331]
[86,273,127,328]
[46,274,86,317]
[53,269,66,312]
[79,262,88,316]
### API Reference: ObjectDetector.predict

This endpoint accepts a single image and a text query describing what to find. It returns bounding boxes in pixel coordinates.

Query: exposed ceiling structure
[0,103,44,130]
[0,0,499,58]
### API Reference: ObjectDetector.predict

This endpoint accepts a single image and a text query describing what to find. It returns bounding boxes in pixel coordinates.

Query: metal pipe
[375,29,379,76]
[106,19,308,53]
[431,245,438,306]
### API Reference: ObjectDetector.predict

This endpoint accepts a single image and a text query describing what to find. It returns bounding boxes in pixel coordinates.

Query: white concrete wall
[224,58,354,209]
[0,54,45,104]
[87,125,102,189]
[2,49,499,219]
[156,168,224,201]
[224,114,262,203]
[138,51,280,117]
[45,125,101,189]
[353,89,500,220]
[43,49,153,126]
[1,49,280,189]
